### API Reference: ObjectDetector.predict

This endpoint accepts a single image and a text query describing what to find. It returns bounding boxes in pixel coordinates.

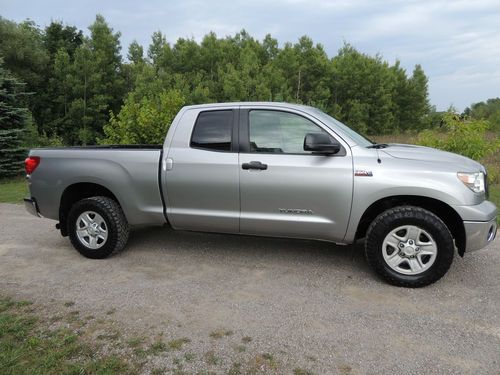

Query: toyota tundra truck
[24,102,498,287]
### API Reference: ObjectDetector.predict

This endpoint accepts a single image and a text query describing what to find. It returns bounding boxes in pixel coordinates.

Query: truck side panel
[28,149,165,226]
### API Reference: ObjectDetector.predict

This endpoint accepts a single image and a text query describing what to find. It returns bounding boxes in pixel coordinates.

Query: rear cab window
[190,110,234,152]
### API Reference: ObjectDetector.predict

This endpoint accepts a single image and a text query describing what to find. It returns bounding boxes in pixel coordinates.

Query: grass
[204,350,220,365]
[0,296,131,374]
[209,329,233,339]
[1,296,309,374]
[241,336,252,344]
[168,337,191,350]
[228,362,243,375]
[126,336,144,348]
[0,177,27,203]
[294,368,315,375]
[246,353,279,373]
[339,363,353,374]
[149,340,168,354]
[234,345,246,353]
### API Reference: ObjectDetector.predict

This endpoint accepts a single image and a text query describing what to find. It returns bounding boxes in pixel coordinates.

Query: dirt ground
[1,203,499,374]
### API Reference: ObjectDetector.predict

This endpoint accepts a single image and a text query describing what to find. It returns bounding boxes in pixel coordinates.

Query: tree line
[0,14,435,150]
[464,98,500,132]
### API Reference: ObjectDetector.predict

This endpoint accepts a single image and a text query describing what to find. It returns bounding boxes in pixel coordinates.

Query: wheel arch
[59,182,120,236]
[355,195,466,256]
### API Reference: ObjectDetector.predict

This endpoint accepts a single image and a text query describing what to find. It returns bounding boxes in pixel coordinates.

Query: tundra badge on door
[279,208,314,215]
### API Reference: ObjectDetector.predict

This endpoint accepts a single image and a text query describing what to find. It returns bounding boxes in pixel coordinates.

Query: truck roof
[181,102,315,112]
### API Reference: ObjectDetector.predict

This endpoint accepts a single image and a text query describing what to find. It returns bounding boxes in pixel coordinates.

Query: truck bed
[27,146,166,226]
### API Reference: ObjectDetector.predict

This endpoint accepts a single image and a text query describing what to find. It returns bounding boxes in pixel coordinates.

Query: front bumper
[453,200,498,252]
[463,218,497,252]
[24,197,41,217]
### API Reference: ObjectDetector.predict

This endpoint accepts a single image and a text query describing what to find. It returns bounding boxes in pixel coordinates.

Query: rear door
[164,108,240,233]
[238,107,353,242]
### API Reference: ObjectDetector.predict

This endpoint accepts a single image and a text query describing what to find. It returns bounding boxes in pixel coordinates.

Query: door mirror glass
[303,133,341,154]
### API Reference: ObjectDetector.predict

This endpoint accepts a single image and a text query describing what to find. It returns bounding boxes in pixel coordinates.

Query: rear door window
[191,110,233,152]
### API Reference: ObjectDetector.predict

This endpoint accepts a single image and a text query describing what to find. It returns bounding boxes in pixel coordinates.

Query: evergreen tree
[127,40,144,65]
[0,17,49,134]
[42,21,83,137]
[0,15,436,145]
[62,15,125,144]
[44,21,83,62]
[0,61,29,177]
[408,64,430,130]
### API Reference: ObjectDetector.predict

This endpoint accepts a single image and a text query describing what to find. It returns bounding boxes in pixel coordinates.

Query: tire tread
[68,196,129,259]
[365,205,454,287]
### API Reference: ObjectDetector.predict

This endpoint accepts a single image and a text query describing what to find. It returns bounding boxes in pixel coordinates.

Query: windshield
[309,108,374,147]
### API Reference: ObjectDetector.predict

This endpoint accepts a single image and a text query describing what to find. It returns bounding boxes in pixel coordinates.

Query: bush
[101,89,185,145]
[24,121,64,148]
[417,111,499,161]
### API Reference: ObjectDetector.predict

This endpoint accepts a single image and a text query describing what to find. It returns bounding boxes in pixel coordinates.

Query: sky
[1,0,499,111]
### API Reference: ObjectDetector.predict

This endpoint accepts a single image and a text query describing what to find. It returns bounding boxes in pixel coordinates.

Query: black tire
[365,206,454,287]
[67,196,129,259]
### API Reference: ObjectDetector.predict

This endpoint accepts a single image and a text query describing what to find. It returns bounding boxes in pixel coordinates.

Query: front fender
[343,155,480,243]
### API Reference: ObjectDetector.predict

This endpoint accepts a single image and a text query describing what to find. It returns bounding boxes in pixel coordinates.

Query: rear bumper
[24,197,41,217]
[463,218,497,252]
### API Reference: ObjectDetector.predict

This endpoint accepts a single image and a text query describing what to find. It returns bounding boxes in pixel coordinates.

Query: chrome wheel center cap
[88,222,99,235]
[403,246,416,256]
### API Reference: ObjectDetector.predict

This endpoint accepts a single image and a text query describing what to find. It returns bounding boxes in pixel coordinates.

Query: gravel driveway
[1,203,499,374]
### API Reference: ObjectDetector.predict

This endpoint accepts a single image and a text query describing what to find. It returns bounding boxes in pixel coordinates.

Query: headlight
[457,172,485,193]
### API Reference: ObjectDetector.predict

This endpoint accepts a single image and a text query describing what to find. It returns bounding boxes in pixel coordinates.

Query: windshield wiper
[366,143,389,149]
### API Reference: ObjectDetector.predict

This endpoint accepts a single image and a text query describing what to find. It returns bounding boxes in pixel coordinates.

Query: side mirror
[303,133,341,155]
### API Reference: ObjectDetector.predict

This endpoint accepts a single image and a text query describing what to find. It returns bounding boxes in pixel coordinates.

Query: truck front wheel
[365,206,454,287]
[67,196,129,259]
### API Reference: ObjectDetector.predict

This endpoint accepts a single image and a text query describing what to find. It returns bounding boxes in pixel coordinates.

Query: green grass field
[0,296,130,374]
[0,178,27,204]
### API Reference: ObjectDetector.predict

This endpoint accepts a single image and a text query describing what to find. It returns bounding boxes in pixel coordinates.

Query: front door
[238,108,353,242]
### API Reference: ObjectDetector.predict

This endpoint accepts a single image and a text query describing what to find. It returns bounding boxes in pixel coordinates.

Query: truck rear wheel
[365,206,454,287]
[67,196,129,259]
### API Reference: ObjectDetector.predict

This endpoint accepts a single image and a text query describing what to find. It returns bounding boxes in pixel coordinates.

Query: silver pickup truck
[24,102,497,287]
